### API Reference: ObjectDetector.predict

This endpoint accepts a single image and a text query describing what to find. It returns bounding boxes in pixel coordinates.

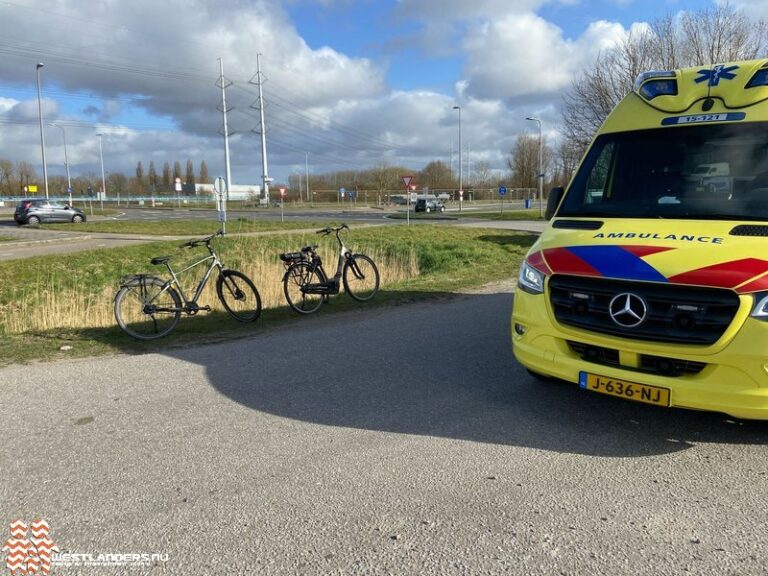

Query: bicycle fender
[118,274,162,288]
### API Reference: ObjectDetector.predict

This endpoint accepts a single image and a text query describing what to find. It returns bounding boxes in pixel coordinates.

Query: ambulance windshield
[558,123,768,221]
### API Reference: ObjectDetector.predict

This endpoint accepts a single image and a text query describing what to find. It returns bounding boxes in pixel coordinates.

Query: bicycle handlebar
[181,229,224,249]
[315,224,349,235]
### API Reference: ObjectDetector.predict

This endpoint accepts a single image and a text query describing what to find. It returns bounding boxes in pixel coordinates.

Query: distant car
[414,198,446,213]
[14,199,86,225]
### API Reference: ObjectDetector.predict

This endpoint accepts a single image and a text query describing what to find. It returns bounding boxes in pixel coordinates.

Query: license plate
[578,372,670,407]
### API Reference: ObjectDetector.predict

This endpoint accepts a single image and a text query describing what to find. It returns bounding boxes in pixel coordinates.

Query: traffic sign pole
[214,177,228,234]
[279,187,286,223]
[400,175,413,226]
[499,185,507,216]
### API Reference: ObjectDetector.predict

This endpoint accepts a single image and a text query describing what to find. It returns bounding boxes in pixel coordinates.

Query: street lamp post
[453,105,462,212]
[51,123,71,205]
[35,63,49,199]
[526,116,544,218]
[97,133,106,211]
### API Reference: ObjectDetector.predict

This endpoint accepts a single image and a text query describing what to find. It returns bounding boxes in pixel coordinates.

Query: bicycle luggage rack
[279,245,316,269]
[118,273,157,288]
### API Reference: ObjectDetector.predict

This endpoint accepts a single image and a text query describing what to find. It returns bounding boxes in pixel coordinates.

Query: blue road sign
[339,187,346,197]
[499,186,507,196]
[67,186,73,193]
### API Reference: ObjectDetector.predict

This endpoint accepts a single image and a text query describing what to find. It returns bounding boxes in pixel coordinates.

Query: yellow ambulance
[512,59,768,419]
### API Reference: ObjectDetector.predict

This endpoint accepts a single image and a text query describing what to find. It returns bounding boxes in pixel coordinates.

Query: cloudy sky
[0,0,765,192]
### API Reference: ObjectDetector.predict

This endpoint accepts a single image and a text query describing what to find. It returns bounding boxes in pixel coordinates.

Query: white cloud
[462,14,627,101]
[0,0,654,186]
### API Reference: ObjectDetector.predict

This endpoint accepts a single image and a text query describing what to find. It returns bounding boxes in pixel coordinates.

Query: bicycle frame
[162,251,224,308]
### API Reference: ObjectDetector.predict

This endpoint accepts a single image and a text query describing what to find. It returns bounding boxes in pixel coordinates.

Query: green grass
[0,225,536,365]
[387,212,458,221]
[0,236,15,242]
[458,210,545,221]
[45,218,340,236]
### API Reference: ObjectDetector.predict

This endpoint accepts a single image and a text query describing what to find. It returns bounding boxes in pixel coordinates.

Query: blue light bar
[746,68,768,88]
[639,79,678,100]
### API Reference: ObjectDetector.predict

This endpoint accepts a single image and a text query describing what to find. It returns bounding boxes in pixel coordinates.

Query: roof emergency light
[746,65,768,89]
[634,70,678,100]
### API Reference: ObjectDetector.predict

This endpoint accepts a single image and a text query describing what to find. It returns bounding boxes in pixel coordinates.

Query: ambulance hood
[529,218,768,294]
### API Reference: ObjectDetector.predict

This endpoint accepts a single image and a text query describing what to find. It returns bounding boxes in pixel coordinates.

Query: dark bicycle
[114,230,262,339]
[280,224,380,314]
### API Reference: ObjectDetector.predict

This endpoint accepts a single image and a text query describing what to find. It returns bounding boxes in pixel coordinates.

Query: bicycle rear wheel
[114,276,182,340]
[343,254,380,302]
[216,269,262,322]
[283,261,324,314]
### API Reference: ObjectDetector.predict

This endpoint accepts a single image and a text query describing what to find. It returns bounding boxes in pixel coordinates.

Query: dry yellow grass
[4,244,420,335]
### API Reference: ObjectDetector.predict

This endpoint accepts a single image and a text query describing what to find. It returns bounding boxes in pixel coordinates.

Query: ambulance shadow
[165,290,768,458]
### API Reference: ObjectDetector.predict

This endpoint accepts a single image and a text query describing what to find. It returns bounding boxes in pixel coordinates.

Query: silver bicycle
[114,231,262,339]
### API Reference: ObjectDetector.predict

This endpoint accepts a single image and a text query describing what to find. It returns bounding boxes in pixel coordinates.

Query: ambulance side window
[584,142,615,204]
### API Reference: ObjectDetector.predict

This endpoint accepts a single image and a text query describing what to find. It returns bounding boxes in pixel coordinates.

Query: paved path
[1,290,767,575]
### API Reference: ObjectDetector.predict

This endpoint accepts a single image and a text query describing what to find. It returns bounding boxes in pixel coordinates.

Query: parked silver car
[14,199,86,225]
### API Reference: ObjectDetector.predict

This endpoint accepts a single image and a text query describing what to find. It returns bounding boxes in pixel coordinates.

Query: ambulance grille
[567,341,706,377]
[549,275,740,345]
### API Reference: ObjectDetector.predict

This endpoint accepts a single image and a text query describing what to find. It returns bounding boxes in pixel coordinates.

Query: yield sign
[400,175,413,188]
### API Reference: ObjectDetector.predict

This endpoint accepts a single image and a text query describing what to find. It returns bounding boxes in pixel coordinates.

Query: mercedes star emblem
[608,293,648,328]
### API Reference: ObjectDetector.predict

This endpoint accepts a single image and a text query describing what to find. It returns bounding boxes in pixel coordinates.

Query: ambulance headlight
[518,261,545,295]
[751,292,768,319]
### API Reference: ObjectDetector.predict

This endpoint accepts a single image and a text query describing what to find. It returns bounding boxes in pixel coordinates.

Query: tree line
[0,158,210,197]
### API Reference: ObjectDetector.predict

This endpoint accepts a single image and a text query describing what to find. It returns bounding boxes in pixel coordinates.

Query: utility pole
[305,152,310,203]
[36,63,49,199]
[51,123,71,205]
[250,54,271,204]
[217,58,233,202]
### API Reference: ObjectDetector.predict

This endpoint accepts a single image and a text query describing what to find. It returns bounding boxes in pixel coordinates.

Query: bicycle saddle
[150,256,172,265]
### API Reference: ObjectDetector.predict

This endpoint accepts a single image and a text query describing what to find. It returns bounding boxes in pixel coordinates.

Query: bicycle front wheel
[114,276,182,340]
[343,254,380,302]
[283,261,324,314]
[216,269,262,322]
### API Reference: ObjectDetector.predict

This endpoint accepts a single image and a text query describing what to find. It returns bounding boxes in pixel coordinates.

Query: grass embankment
[0,226,536,364]
[459,210,545,221]
[45,218,339,236]
[387,209,544,221]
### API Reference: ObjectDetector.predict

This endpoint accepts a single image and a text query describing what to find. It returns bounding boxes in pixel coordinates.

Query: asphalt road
[2,288,768,575]
[0,214,546,261]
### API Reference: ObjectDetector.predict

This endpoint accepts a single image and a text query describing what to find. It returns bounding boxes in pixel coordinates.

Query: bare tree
[134,161,145,196]
[185,159,195,187]
[199,161,210,184]
[162,162,171,190]
[418,160,453,190]
[108,172,128,199]
[562,3,768,152]
[552,139,583,188]
[508,134,553,189]
[473,161,493,189]
[148,161,158,190]
[16,161,36,194]
[0,159,13,195]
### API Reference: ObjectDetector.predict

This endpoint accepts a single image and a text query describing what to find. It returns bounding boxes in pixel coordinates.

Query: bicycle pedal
[201,305,212,312]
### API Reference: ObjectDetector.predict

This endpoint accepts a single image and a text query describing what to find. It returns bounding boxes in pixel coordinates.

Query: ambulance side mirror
[545,187,564,220]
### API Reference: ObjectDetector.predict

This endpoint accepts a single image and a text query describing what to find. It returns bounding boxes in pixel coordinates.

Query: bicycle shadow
[151,289,768,458]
